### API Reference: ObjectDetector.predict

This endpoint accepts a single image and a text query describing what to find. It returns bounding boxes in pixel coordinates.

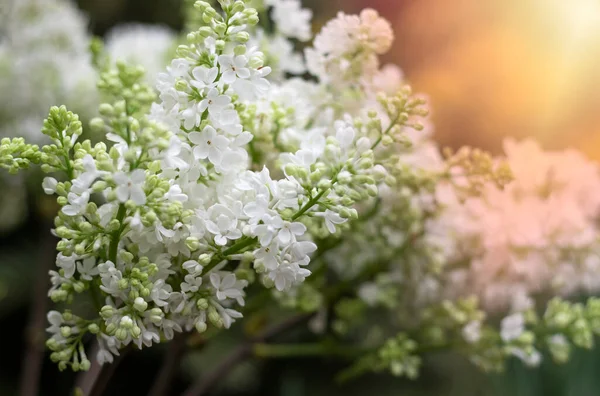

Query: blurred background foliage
[2,0,600,394]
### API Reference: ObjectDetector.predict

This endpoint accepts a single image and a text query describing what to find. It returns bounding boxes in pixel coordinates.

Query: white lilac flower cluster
[0,0,98,143]
[0,0,180,142]
[0,0,98,233]
[0,1,427,371]
[183,0,312,80]
[4,0,600,385]
[0,0,184,235]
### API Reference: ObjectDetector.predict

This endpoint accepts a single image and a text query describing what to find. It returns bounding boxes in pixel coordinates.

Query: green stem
[222,236,256,256]
[108,204,127,263]
[63,153,74,180]
[58,129,74,179]
[291,188,329,221]
[371,111,402,150]
[201,236,257,276]
[90,282,103,312]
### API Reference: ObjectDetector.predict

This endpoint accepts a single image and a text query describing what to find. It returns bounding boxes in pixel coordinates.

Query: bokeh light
[312,0,600,158]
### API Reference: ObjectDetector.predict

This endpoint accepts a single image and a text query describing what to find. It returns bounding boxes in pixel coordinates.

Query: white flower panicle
[0,0,99,233]
[183,0,312,80]
[6,0,600,385]
[0,0,426,372]
[0,0,98,142]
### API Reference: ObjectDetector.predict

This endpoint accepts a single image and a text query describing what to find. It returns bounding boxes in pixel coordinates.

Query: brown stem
[75,342,128,396]
[147,333,189,396]
[19,222,56,396]
[181,313,312,396]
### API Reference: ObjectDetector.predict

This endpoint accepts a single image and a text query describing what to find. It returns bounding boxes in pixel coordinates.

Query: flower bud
[105,323,117,335]
[231,0,245,13]
[196,298,209,310]
[214,23,226,35]
[89,117,105,132]
[120,316,134,329]
[60,326,71,338]
[118,278,129,290]
[133,297,148,312]
[131,325,142,338]
[186,237,200,251]
[381,135,394,146]
[175,80,188,91]
[98,104,114,116]
[73,281,86,293]
[195,320,207,333]
[234,45,246,56]
[317,179,331,190]
[233,32,250,43]
[198,253,212,265]
[115,328,128,341]
[100,305,115,319]
[197,26,213,38]
[62,310,73,321]
[80,359,91,371]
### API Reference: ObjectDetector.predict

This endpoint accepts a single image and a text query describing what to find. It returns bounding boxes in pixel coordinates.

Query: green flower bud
[186,237,200,251]
[80,359,91,371]
[195,320,208,333]
[196,298,209,310]
[115,328,128,341]
[234,45,246,56]
[62,310,73,321]
[233,32,250,43]
[263,276,275,289]
[133,297,148,312]
[105,323,117,335]
[101,305,115,319]
[46,338,59,350]
[317,179,331,190]
[214,23,226,36]
[175,80,188,91]
[88,323,100,334]
[131,326,142,338]
[198,253,211,265]
[231,1,245,13]
[382,135,394,146]
[60,326,71,338]
[118,278,129,290]
[90,117,105,132]
[194,1,211,11]
[367,184,379,197]
[99,103,114,116]
[50,289,68,302]
[106,219,121,233]
[73,281,86,293]
[247,14,259,26]
[197,26,213,38]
